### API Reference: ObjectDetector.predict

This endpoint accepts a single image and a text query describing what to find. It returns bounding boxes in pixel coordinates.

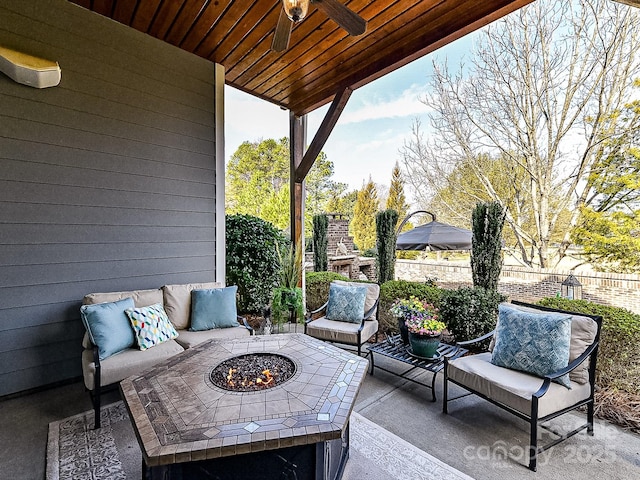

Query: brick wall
[395,260,640,314]
[327,214,354,254]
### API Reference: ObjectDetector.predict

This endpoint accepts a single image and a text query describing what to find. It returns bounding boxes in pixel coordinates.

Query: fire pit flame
[211,354,295,392]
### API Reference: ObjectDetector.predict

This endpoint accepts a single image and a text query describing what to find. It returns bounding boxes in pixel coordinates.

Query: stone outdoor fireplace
[120,333,368,480]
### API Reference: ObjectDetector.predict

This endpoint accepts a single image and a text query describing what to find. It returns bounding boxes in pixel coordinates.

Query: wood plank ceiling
[67,0,534,116]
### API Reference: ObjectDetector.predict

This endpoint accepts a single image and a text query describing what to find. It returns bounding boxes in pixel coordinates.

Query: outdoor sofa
[80,282,253,428]
[443,300,602,471]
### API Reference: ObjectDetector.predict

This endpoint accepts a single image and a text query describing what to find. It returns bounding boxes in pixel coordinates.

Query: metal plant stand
[368,335,468,401]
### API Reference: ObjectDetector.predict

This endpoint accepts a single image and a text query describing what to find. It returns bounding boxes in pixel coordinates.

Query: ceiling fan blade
[313,0,366,36]
[272,8,292,52]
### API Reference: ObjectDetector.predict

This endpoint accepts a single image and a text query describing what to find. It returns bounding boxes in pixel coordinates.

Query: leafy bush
[226,214,286,313]
[305,271,350,312]
[538,297,640,395]
[439,287,505,345]
[378,280,443,335]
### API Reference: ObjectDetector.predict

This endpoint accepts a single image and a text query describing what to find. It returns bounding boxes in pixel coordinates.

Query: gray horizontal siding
[0,0,221,396]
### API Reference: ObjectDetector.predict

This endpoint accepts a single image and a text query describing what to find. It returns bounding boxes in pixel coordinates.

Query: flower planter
[408,332,441,358]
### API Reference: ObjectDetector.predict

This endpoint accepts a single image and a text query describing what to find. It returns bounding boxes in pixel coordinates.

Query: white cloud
[340,84,430,124]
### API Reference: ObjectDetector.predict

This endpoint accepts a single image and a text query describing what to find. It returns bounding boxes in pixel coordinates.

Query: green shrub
[312,214,328,271]
[376,209,399,284]
[305,271,350,312]
[538,297,640,395]
[439,287,505,345]
[378,280,443,335]
[226,214,286,313]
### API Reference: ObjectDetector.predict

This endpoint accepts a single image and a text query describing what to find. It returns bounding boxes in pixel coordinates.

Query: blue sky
[224,30,479,197]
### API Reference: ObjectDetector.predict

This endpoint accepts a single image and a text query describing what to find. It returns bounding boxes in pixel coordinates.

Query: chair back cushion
[491,302,598,384]
[190,286,239,331]
[83,288,162,308]
[331,280,380,318]
[491,304,572,388]
[326,283,367,323]
[162,282,222,330]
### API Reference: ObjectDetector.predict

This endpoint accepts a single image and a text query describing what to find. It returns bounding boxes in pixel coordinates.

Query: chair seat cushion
[448,353,591,418]
[81,339,184,390]
[306,317,379,345]
[174,325,250,349]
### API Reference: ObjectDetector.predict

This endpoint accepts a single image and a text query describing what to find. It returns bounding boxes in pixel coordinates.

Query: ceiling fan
[272,0,367,52]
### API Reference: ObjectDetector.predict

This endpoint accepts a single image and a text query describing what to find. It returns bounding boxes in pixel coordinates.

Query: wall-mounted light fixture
[0,46,61,88]
[561,274,582,300]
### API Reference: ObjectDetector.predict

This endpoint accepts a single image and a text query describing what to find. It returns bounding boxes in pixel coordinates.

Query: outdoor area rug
[47,401,474,480]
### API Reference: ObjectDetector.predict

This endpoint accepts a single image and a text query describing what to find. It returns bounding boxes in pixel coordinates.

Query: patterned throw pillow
[491,304,572,388]
[125,303,179,351]
[325,283,367,323]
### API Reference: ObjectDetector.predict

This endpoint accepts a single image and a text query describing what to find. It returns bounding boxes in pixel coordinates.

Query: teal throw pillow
[125,303,179,351]
[190,286,239,331]
[80,297,135,360]
[325,283,367,323]
[491,304,572,388]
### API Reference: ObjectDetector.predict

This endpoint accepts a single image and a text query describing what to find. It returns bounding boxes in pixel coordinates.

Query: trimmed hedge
[305,272,351,312]
[378,280,443,335]
[538,297,640,395]
[439,287,505,346]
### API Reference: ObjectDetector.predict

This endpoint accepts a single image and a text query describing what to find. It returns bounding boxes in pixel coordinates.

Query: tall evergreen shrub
[376,209,399,284]
[226,214,286,313]
[471,201,506,291]
[312,214,328,272]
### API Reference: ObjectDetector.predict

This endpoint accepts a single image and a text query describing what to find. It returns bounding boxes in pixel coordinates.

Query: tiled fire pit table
[120,333,368,480]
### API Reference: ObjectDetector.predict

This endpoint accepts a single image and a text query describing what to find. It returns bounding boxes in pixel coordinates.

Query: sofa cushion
[306,317,379,346]
[448,353,591,418]
[491,302,598,384]
[81,340,184,389]
[80,297,135,360]
[162,282,223,330]
[332,280,380,317]
[83,288,162,307]
[491,304,572,388]
[175,326,250,349]
[125,303,179,350]
[190,286,239,331]
[326,283,367,323]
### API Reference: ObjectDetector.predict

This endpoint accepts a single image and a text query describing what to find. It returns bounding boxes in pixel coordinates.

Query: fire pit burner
[210,353,296,391]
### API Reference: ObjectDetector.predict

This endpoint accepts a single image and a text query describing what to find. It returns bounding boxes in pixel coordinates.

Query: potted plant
[271,241,304,330]
[390,296,445,358]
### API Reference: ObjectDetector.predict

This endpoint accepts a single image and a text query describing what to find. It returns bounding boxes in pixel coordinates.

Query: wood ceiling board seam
[147,0,187,39]
[163,0,210,46]
[130,0,163,32]
[212,3,279,67]
[112,0,138,25]
[211,4,281,70]
[92,0,116,17]
[177,0,231,52]
[193,0,259,58]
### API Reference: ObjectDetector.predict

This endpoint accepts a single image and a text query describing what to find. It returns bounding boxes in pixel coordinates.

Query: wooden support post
[290,112,306,287]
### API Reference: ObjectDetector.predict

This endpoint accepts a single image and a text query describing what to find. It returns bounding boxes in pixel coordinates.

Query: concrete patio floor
[1,342,639,479]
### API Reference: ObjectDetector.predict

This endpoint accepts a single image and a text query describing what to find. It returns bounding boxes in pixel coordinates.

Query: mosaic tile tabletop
[120,333,369,467]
